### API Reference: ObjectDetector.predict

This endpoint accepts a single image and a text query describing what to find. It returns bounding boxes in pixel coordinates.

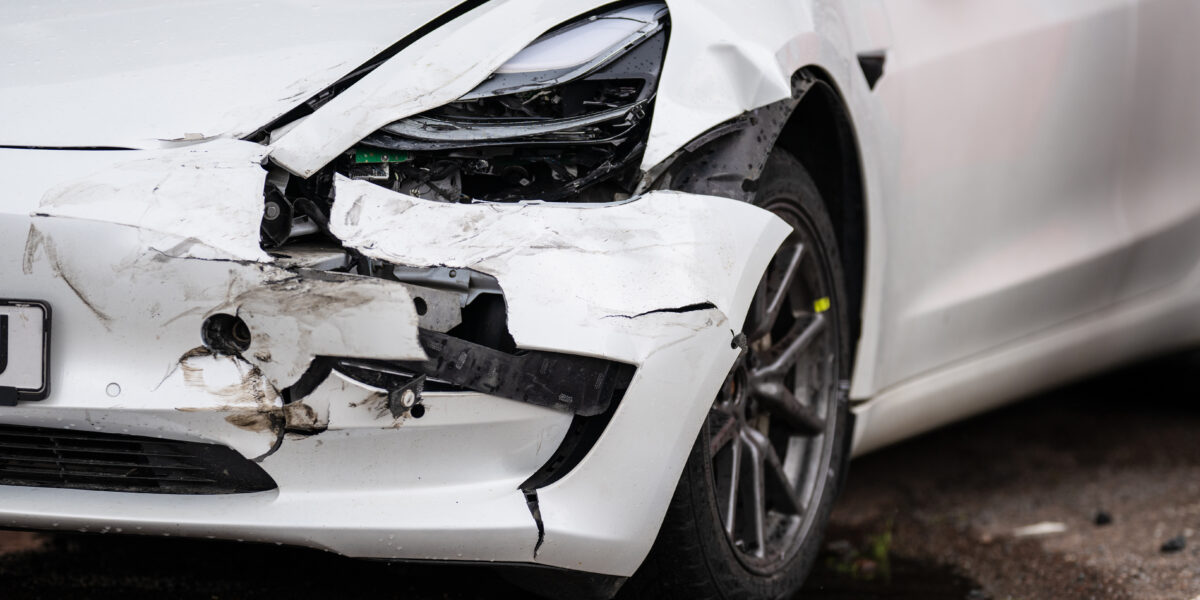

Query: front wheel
[626,150,852,600]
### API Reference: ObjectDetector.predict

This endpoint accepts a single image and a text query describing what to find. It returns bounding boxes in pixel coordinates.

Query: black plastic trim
[0,300,51,405]
[0,424,277,495]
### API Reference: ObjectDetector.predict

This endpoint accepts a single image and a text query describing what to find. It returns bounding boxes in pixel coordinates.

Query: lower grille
[0,424,277,494]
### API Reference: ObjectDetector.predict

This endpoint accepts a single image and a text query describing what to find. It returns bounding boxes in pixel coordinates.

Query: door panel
[1113,0,1200,300]
[872,0,1136,388]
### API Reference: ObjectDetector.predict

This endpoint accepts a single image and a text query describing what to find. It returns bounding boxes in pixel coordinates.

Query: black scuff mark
[166,345,318,457]
[604,301,717,320]
[154,345,211,391]
[24,224,114,328]
[280,357,335,404]
[280,402,327,435]
[21,225,45,276]
[149,237,221,262]
[523,488,546,558]
[144,245,264,266]
[250,413,287,463]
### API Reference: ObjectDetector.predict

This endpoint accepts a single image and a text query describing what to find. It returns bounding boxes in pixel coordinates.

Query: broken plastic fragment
[329,176,792,363]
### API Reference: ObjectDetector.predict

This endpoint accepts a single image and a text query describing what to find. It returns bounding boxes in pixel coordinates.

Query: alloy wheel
[707,198,842,574]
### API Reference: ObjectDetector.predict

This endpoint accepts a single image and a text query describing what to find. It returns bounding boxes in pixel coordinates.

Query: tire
[624,150,853,600]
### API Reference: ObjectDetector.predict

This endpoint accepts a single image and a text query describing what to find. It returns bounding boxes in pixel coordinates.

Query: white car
[1,1,1197,598]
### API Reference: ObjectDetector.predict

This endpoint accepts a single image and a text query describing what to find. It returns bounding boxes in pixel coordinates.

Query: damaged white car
[3,1,1200,598]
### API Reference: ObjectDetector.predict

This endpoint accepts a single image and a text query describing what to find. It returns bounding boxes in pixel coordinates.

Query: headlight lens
[347,2,668,203]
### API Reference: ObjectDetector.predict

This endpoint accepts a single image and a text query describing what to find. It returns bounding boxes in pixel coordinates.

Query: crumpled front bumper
[0,140,789,577]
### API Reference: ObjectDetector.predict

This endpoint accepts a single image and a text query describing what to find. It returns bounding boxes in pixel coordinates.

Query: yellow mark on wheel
[813,297,831,313]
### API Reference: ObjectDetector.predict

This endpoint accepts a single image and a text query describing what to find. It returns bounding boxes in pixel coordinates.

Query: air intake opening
[0,424,277,494]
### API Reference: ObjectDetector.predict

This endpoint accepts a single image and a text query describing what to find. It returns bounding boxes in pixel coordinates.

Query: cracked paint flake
[36,139,271,262]
[214,273,428,389]
[175,346,280,411]
[170,346,323,442]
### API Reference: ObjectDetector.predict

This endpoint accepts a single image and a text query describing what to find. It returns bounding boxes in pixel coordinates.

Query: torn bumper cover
[0,141,789,577]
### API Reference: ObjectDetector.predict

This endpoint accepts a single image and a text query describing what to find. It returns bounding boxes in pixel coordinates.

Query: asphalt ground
[1,350,1198,599]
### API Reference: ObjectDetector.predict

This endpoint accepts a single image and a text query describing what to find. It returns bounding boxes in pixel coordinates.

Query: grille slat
[0,454,209,471]
[0,429,181,443]
[0,465,218,483]
[0,441,194,458]
[0,424,277,494]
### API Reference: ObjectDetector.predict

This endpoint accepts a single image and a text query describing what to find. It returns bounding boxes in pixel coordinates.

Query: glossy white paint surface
[848,0,1200,451]
[863,0,1137,389]
[0,0,465,147]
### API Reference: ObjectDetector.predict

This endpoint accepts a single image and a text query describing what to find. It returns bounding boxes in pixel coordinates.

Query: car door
[1112,0,1200,300]
[868,0,1138,388]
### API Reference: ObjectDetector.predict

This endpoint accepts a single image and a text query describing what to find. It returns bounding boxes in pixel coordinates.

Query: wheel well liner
[647,67,867,348]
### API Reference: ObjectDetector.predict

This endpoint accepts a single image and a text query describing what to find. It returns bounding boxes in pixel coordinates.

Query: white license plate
[0,300,51,404]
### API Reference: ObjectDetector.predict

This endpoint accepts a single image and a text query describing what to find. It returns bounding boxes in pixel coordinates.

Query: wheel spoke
[748,243,805,340]
[742,431,768,558]
[752,313,825,380]
[752,380,825,435]
[709,412,739,454]
[723,437,743,537]
[745,427,806,516]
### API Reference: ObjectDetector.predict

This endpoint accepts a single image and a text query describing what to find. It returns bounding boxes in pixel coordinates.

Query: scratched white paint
[37,139,272,262]
[222,275,427,388]
[16,215,422,426]
[330,176,791,363]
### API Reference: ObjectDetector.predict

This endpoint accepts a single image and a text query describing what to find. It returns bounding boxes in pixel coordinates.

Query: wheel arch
[774,67,867,350]
[648,66,868,354]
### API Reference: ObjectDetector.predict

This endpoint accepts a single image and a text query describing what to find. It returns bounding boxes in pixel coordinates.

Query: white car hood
[0,0,467,148]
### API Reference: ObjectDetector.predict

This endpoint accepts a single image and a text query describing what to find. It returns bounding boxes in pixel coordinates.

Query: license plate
[0,300,51,404]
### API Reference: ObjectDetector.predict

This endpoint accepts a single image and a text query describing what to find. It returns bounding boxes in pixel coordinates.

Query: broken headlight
[347,2,668,203]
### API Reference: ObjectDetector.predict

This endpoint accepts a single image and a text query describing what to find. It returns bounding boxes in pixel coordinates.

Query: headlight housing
[346,2,668,203]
